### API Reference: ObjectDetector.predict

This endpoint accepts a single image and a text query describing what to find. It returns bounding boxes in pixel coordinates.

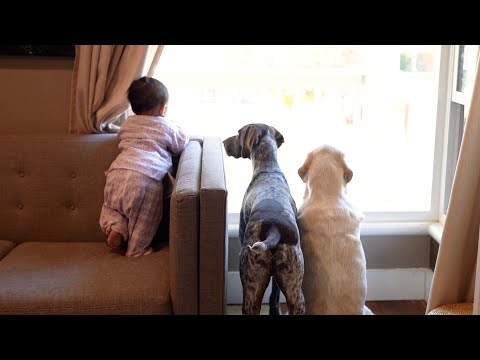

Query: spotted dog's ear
[232,124,254,159]
[237,125,251,158]
[298,152,312,182]
[238,124,263,158]
[268,126,284,149]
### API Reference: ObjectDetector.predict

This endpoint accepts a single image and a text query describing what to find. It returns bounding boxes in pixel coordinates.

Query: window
[441,45,479,221]
[155,45,444,223]
[452,45,478,106]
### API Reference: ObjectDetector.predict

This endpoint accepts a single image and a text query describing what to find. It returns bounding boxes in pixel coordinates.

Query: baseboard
[227,268,434,304]
[425,268,433,301]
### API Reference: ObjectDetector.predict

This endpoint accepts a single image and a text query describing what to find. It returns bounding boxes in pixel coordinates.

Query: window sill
[228,221,444,240]
[428,222,443,244]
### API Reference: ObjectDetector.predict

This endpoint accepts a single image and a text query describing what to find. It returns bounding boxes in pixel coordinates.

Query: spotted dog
[223,123,305,315]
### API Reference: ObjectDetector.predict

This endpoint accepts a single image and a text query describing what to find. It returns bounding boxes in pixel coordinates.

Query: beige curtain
[69,45,164,134]
[426,54,480,313]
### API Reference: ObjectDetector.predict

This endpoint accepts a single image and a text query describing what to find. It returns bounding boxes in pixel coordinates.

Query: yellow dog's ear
[342,158,353,183]
[339,152,353,183]
[298,152,312,182]
[344,168,353,183]
[268,126,284,148]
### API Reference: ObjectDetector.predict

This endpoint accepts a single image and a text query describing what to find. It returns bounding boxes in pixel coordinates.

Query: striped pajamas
[98,114,189,257]
[100,169,164,257]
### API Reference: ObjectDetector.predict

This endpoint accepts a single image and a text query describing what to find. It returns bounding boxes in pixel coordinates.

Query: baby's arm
[168,125,189,156]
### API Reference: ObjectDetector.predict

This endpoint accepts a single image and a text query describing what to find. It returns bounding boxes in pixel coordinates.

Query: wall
[0,56,74,134]
[430,237,439,270]
[228,234,432,271]
[227,233,434,303]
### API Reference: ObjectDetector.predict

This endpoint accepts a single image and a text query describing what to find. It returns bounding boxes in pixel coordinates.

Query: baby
[99,76,189,256]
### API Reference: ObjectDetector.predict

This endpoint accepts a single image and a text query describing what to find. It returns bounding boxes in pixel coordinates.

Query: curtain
[69,45,164,134]
[426,54,480,313]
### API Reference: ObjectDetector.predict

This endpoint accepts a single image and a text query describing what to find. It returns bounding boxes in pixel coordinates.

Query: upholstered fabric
[170,140,201,315]
[0,242,171,314]
[427,303,473,315]
[0,134,228,315]
[199,137,228,315]
[0,134,119,243]
[0,240,16,261]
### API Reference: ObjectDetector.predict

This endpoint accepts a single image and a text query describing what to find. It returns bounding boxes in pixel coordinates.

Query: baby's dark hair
[127,76,169,115]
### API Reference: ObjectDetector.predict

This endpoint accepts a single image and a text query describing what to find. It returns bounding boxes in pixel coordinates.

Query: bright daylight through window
[155,45,441,221]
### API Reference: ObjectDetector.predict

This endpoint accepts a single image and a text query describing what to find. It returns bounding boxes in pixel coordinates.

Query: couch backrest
[0,134,119,243]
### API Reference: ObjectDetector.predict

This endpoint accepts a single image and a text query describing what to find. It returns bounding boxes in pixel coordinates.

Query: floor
[226,300,427,315]
[366,300,427,315]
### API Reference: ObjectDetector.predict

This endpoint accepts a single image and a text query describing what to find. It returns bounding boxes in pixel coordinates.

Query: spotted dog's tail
[248,225,281,254]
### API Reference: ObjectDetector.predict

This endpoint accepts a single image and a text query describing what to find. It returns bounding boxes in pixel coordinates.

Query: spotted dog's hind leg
[274,245,305,315]
[269,277,281,315]
[240,248,272,315]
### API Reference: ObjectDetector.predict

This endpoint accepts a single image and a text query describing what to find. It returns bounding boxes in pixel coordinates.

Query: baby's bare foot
[106,231,123,249]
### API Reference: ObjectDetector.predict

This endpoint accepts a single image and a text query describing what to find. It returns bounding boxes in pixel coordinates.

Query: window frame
[451,45,479,106]
[437,45,457,227]
[430,45,480,243]
[439,45,479,226]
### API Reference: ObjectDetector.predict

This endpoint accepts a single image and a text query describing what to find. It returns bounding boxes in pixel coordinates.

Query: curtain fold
[69,45,164,134]
[426,53,480,313]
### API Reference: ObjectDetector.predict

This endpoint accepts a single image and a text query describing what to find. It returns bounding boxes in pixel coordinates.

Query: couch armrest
[169,141,202,315]
[199,137,228,314]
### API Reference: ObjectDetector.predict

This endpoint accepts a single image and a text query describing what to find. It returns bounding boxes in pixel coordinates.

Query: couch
[0,134,228,315]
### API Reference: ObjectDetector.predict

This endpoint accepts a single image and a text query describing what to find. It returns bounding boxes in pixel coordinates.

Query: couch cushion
[0,242,171,314]
[0,240,16,260]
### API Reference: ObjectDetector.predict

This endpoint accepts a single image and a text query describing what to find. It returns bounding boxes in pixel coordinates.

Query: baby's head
[128,76,169,116]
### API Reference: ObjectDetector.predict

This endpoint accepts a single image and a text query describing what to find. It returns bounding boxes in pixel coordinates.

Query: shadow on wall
[0,45,75,57]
